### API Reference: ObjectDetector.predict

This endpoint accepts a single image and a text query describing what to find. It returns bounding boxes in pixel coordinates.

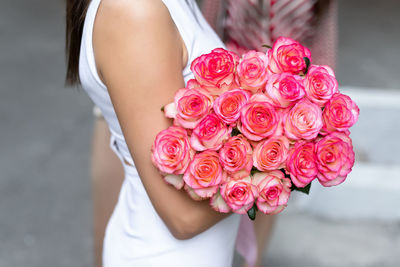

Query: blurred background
[1,0,399,266]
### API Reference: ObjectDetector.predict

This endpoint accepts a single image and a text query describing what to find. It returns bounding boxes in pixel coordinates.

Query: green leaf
[303,57,311,75]
[247,203,258,220]
[291,182,312,195]
[161,106,165,112]
[250,166,259,176]
[231,127,241,137]
[282,169,290,179]
[262,44,272,49]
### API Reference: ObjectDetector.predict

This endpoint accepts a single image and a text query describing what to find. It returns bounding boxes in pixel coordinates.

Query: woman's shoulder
[93,0,185,79]
[98,0,172,28]
[93,0,180,59]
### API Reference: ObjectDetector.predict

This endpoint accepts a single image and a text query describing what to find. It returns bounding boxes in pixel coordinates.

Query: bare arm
[93,0,230,240]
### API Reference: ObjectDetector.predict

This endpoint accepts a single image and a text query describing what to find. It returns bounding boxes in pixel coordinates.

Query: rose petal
[164,174,184,190]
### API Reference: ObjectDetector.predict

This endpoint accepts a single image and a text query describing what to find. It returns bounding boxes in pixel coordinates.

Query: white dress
[79,0,241,266]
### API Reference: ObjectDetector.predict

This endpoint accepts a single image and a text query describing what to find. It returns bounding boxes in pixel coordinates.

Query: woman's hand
[92,0,230,240]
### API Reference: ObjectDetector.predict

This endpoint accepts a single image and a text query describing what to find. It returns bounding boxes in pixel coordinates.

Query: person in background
[89,1,337,266]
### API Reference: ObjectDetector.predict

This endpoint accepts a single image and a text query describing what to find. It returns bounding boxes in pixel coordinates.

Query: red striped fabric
[269,0,317,42]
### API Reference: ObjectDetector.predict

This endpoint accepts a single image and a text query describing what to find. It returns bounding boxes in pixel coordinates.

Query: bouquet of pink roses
[151,37,359,220]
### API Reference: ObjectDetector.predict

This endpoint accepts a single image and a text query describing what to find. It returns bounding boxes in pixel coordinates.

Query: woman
[66,0,241,266]
[82,0,338,266]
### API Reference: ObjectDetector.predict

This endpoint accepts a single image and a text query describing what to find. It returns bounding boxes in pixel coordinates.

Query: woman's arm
[93,0,230,240]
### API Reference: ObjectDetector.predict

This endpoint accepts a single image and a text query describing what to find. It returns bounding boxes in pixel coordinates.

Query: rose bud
[238,93,280,141]
[284,98,323,140]
[151,126,194,189]
[163,87,213,129]
[316,132,355,187]
[219,134,253,179]
[220,176,258,214]
[213,88,251,125]
[183,150,226,198]
[253,135,290,171]
[265,73,305,108]
[267,36,312,75]
[252,170,291,214]
[190,113,232,151]
[286,141,318,188]
[191,48,239,95]
[236,50,270,93]
[321,93,360,134]
[304,65,338,106]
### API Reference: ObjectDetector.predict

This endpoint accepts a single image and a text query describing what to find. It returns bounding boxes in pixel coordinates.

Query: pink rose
[183,150,226,198]
[253,135,290,171]
[252,170,291,214]
[151,126,194,189]
[284,98,323,140]
[191,48,239,95]
[236,50,270,93]
[184,184,204,201]
[316,132,355,187]
[220,176,258,214]
[238,93,280,141]
[210,190,231,213]
[265,73,305,108]
[213,88,251,125]
[286,141,318,188]
[322,93,360,134]
[304,65,338,106]
[163,87,213,129]
[186,78,201,89]
[190,113,232,151]
[219,134,253,179]
[267,36,312,75]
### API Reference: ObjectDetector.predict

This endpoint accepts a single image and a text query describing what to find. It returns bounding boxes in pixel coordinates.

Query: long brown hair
[65,0,91,86]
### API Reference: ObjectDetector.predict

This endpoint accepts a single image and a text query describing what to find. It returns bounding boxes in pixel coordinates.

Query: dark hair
[65,0,91,86]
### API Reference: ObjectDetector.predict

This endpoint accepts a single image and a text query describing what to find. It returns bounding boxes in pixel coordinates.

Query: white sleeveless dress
[79,0,241,266]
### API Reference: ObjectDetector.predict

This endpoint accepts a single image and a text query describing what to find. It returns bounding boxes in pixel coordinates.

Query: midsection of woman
[79,0,240,266]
